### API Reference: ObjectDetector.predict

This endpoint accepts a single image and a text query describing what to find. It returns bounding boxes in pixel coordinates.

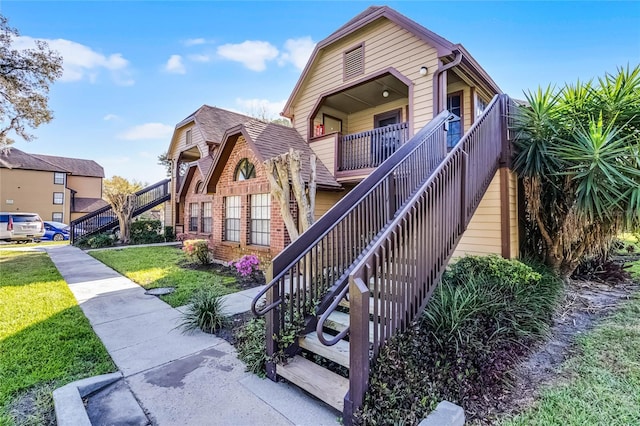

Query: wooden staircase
[252,95,514,424]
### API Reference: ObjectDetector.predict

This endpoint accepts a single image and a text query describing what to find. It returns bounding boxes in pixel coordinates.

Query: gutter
[432,49,463,115]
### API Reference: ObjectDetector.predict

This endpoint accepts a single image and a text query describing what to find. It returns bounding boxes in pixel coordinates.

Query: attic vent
[344,44,364,80]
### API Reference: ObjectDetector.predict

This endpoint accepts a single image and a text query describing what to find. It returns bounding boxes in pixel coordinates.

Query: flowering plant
[182,239,210,265]
[233,255,260,278]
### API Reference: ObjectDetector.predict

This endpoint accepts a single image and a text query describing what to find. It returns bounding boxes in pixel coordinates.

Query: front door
[372,109,402,166]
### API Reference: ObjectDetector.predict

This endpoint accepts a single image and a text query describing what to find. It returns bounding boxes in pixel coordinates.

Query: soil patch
[216,311,254,345]
[177,258,266,291]
[484,275,640,423]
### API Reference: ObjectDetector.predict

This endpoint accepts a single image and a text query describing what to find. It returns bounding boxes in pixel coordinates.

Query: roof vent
[344,44,364,80]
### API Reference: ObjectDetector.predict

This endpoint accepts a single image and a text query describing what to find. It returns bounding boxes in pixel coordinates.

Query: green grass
[89,246,238,307]
[0,250,115,426]
[502,291,640,426]
[0,240,68,248]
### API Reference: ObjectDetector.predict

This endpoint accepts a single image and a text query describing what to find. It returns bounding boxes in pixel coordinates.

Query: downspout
[432,49,463,115]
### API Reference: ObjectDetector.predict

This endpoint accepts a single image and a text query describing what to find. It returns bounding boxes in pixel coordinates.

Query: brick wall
[182,135,287,270]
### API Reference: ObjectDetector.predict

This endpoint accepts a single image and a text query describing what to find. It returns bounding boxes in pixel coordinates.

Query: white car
[0,212,46,242]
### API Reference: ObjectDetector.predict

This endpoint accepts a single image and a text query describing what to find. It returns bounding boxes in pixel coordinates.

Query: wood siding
[509,170,519,258]
[453,171,502,257]
[309,134,338,174]
[169,124,206,161]
[66,175,102,198]
[447,81,472,134]
[347,98,408,134]
[314,190,348,221]
[291,18,439,139]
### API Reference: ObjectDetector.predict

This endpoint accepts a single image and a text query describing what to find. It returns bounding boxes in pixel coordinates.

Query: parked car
[0,212,45,242]
[42,221,70,241]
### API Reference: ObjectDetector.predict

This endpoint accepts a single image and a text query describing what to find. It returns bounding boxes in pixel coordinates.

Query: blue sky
[3,1,639,184]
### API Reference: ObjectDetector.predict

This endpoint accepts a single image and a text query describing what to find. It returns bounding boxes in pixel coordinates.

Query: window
[250,193,271,246]
[475,94,488,118]
[53,192,64,205]
[446,92,463,148]
[224,196,241,242]
[54,172,65,185]
[234,159,256,181]
[52,212,63,222]
[201,202,212,234]
[344,44,364,80]
[186,129,192,145]
[189,203,198,232]
[195,180,203,194]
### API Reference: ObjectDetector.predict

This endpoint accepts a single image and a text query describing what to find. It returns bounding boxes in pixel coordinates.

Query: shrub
[182,239,211,265]
[178,286,228,334]
[235,317,267,377]
[85,232,116,249]
[130,220,164,245]
[356,255,564,425]
[232,255,260,277]
[164,226,175,242]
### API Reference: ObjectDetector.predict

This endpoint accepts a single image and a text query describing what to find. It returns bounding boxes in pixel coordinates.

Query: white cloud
[217,40,279,72]
[13,36,134,85]
[103,114,119,121]
[188,54,212,63]
[184,38,206,46]
[235,98,287,120]
[279,37,315,70]
[118,123,174,141]
[164,54,186,74]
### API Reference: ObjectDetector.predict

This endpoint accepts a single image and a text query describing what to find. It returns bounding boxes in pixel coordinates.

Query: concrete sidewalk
[43,245,339,426]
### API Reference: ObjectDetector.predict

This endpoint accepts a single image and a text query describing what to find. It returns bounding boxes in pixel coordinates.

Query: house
[168,6,519,423]
[0,148,106,223]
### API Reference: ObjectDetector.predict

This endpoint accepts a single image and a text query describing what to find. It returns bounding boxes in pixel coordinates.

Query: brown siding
[309,134,338,175]
[314,190,348,221]
[509,170,519,258]
[67,175,102,198]
[0,168,71,222]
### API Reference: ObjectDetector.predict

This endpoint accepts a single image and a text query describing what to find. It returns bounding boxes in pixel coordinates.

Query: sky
[2,1,639,184]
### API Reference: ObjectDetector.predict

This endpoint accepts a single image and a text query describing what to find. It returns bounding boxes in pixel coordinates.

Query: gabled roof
[73,197,108,213]
[177,156,214,198]
[283,5,500,117]
[0,148,65,172]
[206,120,341,192]
[168,105,254,157]
[32,153,104,177]
[0,148,103,177]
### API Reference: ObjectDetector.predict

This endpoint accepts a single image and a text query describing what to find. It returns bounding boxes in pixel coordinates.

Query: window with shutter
[344,44,364,80]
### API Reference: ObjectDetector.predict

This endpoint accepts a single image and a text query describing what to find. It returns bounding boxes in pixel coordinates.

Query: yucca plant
[513,65,640,280]
[179,286,228,334]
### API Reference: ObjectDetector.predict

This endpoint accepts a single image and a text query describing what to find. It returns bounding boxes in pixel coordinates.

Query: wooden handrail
[343,94,507,418]
[339,122,410,171]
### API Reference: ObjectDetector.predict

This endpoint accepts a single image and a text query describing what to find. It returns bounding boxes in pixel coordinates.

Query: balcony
[338,122,410,172]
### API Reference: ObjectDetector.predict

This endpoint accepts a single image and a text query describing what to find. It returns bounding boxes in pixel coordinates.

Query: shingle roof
[240,120,340,189]
[73,197,108,213]
[177,105,254,143]
[0,148,105,178]
[0,148,66,172]
[32,153,104,178]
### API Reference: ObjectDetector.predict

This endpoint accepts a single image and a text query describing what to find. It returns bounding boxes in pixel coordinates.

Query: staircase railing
[339,122,411,171]
[70,178,171,244]
[342,94,508,420]
[251,110,451,378]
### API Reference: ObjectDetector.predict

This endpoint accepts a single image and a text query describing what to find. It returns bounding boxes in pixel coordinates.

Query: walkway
[43,244,339,426]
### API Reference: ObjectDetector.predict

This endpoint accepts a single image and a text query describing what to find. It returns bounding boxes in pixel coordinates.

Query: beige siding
[66,175,102,198]
[509,170,519,258]
[453,171,502,257]
[169,124,206,161]
[291,18,439,140]
[314,190,348,220]
[447,81,473,134]
[309,134,338,174]
[347,98,408,134]
[0,168,70,222]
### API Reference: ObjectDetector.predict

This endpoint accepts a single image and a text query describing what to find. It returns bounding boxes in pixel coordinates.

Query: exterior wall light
[382,90,389,98]
[420,66,428,76]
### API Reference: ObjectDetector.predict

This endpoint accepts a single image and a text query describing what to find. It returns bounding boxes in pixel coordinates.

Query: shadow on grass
[0,306,116,426]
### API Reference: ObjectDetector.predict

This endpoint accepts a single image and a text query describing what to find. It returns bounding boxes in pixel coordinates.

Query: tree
[513,65,640,280]
[0,15,62,149]
[158,151,171,177]
[103,176,143,244]
[264,148,317,241]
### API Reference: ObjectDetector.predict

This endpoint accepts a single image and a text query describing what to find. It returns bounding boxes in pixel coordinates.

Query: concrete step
[85,378,149,426]
[298,332,350,368]
[277,355,349,412]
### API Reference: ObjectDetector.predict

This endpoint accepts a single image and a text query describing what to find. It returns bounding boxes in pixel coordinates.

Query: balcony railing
[338,122,410,171]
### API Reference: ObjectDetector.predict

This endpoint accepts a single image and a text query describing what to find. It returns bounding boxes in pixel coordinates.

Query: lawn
[0,250,115,426]
[502,259,640,426]
[89,246,239,307]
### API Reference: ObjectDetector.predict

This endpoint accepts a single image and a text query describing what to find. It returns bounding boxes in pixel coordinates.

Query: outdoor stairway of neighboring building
[252,95,514,425]
[70,179,171,244]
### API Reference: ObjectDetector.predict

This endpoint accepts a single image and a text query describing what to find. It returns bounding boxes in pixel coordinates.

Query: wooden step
[277,355,349,412]
[323,311,375,343]
[298,332,350,368]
